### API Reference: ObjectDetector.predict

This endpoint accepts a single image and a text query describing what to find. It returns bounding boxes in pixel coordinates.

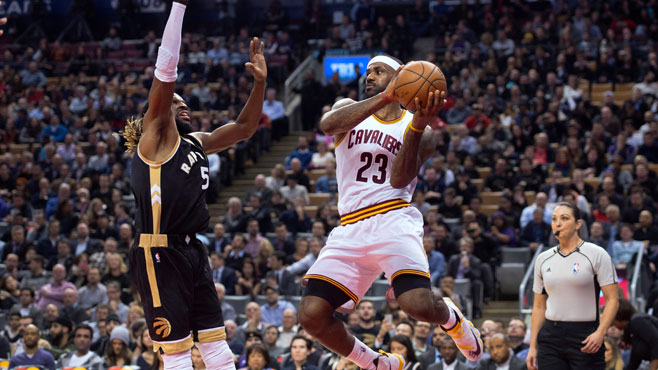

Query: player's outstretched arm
[390,90,445,189]
[193,37,267,154]
[0,2,6,37]
[140,0,187,160]
[318,66,402,137]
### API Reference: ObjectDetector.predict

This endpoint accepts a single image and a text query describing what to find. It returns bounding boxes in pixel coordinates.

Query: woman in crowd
[235,260,259,296]
[240,344,273,370]
[192,346,207,369]
[102,252,131,291]
[603,337,623,370]
[389,335,421,370]
[104,326,133,368]
[283,336,320,370]
[0,275,19,310]
[133,326,155,370]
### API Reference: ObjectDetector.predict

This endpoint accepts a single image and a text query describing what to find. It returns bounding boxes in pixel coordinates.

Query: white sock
[347,337,379,370]
[196,340,236,370]
[442,307,458,329]
[162,349,193,370]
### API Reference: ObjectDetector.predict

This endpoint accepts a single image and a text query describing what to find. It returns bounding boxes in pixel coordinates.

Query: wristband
[408,125,425,133]
[380,92,391,104]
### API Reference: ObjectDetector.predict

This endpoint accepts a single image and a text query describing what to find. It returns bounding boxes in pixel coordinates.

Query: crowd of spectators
[0,0,657,369]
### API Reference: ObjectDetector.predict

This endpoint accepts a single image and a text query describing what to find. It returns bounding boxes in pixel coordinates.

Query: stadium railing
[518,244,545,322]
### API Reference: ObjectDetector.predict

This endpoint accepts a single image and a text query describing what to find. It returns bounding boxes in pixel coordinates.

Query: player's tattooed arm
[193,38,267,154]
[391,91,445,189]
[319,70,401,137]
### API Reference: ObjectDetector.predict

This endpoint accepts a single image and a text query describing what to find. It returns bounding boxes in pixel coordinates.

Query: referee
[526,202,619,370]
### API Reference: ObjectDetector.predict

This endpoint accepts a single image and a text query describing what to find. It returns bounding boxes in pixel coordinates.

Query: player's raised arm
[318,66,403,137]
[192,37,267,154]
[390,91,445,189]
[139,0,187,158]
[0,2,6,37]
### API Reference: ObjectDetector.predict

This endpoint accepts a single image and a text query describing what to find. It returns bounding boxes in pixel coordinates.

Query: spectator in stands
[61,287,89,325]
[287,137,313,170]
[35,264,75,309]
[8,324,55,370]
[235,261,259,296]
[279,197,312,234]
[223,197,248,234]
[266,164,286,193]
[12,288,43,325]
[214,283,236,322]
[519,192,551,229]
[264,325,285,359]
[47,316,73,360]
[242,302,268,333]
[479,333,526,370]
[310,141,334,170]
[91,312,120,355]
[289,158,311,190]
[521,207,550,251]
[5,225,32,262]
[412,321,431,357]
[634,210,658,246]
[622,187,652,225]
[263,88,288,141]
[77,267,107,311]
[37,219,62,262]
[3,312,21,344]
[507,318,528,355]
[103,326,131,368]
[18,254,50,292]
[19,62,47,88]
[417,167,445,206]
[589,222,608,249]
[349,301,380,350]
[490,211,517,248]
[287,237,322,276]
[56,324,103,369]
[272,222,295,255]
[427,337,468,370]
[447,237,483,318]
[247,174,274,207]
[423,235,446,285]
[315,160,338,199]
[209,223,231,254]
[611,223,644,267]
[266,251,297,296]
[484,158,513,192]
[447,97,471,125]
[101,27,121,51]
[277,308,298,349]
[245,219,267,259]
[247,194,273,234]
[105,282,128,323]
[260,285,295,327]
[226,233,247,271]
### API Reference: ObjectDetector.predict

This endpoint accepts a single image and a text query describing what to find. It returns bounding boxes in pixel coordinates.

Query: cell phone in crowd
[384,314,393,324]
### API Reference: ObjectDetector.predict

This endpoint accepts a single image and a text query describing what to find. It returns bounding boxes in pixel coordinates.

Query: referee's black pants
[537,320,605,370]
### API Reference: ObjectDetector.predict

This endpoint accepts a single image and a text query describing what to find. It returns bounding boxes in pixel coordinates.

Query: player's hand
[526,347,538,370]
[581,330,604,353]
[410,90,446,131]
[245,37,267,83]
[382,65,404,103]
[0,2,6,37]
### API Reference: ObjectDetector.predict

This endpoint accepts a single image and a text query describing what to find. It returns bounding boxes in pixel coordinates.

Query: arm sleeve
[595,247,618,286]
[533,253,545,294]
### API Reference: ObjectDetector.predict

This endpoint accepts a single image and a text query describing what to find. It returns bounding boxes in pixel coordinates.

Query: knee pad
[162,349,192,370]
[196,340,236,370]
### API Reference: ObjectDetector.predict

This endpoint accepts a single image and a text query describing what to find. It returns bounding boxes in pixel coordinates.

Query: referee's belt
[138,233,196,247]
[339,199,410,226]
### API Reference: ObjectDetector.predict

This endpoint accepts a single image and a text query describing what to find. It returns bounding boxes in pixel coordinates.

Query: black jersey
[131,134,210,235]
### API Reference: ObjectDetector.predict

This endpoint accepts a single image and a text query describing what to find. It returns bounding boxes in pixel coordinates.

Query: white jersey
[335,110,417,216]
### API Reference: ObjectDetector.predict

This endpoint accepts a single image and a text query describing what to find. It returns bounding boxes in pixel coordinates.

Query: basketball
[393,61,447,110]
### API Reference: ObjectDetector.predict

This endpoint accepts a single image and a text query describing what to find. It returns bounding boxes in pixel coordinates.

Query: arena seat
[476,167,490,179]
[303,206,318,219]
[309,193,330,207]
[480,192,503,205]
[496,262,526,297]
[453,279,473,318]
[500,247,531,265]
[224,295,251,316]
[472,178,484,191]
[365,279,389,297]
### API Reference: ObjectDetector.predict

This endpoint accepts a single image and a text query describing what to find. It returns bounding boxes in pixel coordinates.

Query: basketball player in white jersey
[298,55,483,370]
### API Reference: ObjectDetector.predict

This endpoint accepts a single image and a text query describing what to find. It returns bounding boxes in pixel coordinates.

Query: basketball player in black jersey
[120,1,266,368]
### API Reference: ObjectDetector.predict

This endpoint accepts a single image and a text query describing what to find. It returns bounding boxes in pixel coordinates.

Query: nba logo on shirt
[573,262,580,275]
[155,253,161,263]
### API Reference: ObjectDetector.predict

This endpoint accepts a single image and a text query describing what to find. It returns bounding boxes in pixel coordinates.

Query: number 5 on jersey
[201,166,209,189]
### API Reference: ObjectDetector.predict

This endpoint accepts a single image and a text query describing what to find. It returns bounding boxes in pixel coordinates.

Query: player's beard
[176,118,193,135]
[364,84,384,98]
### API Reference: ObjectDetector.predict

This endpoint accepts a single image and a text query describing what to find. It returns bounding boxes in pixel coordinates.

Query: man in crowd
[56,324,104,369]
[260,285,295,327]
[214,283,236,322]
[9,324,55,370]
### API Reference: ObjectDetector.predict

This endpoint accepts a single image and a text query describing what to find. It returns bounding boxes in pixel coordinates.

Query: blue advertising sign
[324,55,370,84]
